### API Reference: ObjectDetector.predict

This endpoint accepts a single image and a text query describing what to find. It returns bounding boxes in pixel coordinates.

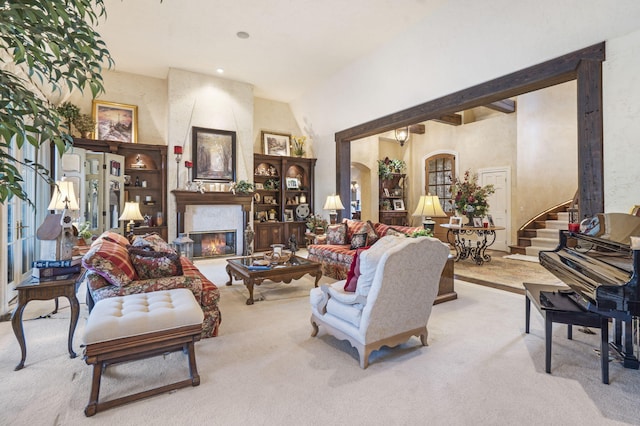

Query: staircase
[509,201,573,256]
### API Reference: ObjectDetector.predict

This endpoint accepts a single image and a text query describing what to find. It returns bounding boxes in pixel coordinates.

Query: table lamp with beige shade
[119,201,144,241]
[323,194,345,225]
[412,194,447,233]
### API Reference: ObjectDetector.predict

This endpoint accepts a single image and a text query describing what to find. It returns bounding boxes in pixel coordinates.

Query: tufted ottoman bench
[83,289,204,417]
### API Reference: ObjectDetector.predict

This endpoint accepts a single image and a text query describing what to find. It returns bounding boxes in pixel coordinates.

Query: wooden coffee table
[225,255,322,305]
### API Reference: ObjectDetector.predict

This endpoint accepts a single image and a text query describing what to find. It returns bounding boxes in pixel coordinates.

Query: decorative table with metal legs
[441,224,505,265]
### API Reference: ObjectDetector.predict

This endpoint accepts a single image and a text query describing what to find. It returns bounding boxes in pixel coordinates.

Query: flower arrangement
[305,213,328,233]
[291,135,306,157]
[450,170,495,218]
[73,113,96,138]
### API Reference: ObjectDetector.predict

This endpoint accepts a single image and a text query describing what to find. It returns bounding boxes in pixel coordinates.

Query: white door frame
[479,166,511,250]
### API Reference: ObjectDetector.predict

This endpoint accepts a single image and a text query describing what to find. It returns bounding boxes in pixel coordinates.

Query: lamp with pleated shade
[119,201,144,239]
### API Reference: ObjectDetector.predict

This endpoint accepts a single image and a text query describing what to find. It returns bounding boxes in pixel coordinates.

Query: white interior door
[479,167,510,252]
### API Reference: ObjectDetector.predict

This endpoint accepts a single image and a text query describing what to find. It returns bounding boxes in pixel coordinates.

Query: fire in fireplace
[189,230,237,258]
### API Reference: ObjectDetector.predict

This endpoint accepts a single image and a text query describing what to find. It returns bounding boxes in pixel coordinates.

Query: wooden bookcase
[379,173,407,226]
[73,138,168,241]
[253,154,316,251]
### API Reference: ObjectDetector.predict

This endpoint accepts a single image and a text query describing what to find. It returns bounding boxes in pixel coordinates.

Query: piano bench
[523,282,610,384]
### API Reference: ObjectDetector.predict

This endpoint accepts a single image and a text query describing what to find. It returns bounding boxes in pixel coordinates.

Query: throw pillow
[129,247,183,279]
[350,232,368,249]
[101,231,131,247]
[385,227,408,237]
[364,220,380,244]
[131,233,176,254]
[82,239,138,287]
[326,223,348,245]
[344,247,369,292]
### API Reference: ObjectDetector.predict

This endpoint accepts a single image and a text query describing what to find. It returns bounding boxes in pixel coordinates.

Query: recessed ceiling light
[216,68,224,74]
[236,31,250,39]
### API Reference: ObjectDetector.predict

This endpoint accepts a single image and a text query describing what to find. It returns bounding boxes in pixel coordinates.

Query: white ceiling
[98,0,444,102]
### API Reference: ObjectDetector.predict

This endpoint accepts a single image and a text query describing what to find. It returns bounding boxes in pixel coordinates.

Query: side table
[440,224,505,265]
[11,272,82,371]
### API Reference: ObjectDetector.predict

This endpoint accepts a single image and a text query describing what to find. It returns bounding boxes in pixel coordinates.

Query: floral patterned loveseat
[82,232,221,338]
[307,219,425,280]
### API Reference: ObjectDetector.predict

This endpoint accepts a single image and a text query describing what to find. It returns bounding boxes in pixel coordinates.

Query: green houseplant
[0,0,113,204]
[73,113,97,138]
[377,157,407,180]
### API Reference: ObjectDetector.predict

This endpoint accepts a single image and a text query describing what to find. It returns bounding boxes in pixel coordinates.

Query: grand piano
[539,230,640,369]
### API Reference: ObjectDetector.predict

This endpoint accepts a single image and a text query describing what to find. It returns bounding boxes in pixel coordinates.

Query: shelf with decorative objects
[253,154,316,251]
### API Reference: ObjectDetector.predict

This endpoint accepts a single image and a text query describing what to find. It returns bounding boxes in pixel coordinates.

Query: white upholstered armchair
[309,235,450,368]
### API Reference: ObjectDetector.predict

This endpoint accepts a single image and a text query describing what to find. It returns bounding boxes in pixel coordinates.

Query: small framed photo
[487,214,495,226]
[262,131,291,156]
[393,199,405,211]
[255,183,264,190]
[92,100,138,143]
[383,188,390,197]
[473,217,483,228]
[284,209,294,222]
[449,216,462,228]
[285,177,299,189]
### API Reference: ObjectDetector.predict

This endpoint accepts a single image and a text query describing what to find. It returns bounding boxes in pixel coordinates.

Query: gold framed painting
[92,100,138,143]
[630,205,640,217]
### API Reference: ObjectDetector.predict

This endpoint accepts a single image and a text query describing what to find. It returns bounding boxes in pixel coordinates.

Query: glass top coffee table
[225,255,322,305]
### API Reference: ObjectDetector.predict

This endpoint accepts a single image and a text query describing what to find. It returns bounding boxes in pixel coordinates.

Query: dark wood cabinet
[253,154,316,251]
[379,173,407,226]
[73,138,168,241]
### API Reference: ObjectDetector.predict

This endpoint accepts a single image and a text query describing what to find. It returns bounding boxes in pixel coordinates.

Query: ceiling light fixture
[236,31,250,39]
[216,68,224,74]
[394,127,410,147]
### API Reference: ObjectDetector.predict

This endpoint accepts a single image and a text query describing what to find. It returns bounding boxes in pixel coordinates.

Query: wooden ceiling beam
[408,124,425,134]
[485,99,516,113]
[432,114,462,126]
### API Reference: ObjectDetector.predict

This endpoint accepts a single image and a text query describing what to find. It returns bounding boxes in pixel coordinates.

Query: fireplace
[190,230,236,258]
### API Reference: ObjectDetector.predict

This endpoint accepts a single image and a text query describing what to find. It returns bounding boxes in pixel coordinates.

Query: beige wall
[253,98,302,155]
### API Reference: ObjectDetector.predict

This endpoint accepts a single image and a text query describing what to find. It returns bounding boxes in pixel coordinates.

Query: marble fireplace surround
[172,190,253,256]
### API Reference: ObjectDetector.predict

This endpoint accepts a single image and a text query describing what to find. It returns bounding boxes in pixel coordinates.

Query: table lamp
[323,194,345,224]
[119,201,144,240]
[412,194,447,232]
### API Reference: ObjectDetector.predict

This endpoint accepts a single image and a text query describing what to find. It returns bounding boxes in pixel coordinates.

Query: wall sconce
[412,194,447,233]
[323,194,345,224]
[394,127,410,147]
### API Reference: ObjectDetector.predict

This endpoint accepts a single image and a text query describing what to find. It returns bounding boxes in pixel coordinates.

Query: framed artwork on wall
[262,131,291,156]
[192,127,236,182]
[92,100,138,143]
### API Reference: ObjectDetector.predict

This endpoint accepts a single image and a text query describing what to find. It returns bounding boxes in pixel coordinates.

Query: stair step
[536,228,560,238]
[508,245,527,255]
[526,246,547,257]
[557,212,570,221]
[529,237,559,249]
[544,220,569,230]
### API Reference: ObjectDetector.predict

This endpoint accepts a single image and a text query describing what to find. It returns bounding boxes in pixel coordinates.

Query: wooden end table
[11,273,82,371]
[226,255,322,305]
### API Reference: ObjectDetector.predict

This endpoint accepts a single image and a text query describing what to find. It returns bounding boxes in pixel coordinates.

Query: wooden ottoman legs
[84,327,201,417]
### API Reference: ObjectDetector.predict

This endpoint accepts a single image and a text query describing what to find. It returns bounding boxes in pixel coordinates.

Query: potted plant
[1,1,112,205]
[73,113,96,138]
[76,221,93,245]
[377,157,407,180]
[231,180,255,194]
[56,101,80,134]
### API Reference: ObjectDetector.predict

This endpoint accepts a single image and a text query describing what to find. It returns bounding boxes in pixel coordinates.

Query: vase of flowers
[450,170,495,223]
[305,213,328,234]
[292,135,306,157]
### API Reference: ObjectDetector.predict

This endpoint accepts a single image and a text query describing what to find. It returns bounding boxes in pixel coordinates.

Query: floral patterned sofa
[82,232,221,338]
[308,219,456,303]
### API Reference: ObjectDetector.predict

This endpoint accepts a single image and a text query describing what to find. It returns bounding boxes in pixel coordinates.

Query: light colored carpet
[0,259,639,425]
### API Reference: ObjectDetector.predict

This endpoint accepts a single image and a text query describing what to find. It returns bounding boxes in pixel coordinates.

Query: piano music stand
[524,282,610,384]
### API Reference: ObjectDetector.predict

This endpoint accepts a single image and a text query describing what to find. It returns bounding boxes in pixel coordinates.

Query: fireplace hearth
[190,230,236,258]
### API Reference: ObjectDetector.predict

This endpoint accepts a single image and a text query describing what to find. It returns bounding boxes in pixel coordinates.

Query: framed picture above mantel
[192,127,236,182]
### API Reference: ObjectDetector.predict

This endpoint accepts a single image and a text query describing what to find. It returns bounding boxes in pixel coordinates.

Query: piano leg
[609,317,640,370]
[601,316,609,384]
